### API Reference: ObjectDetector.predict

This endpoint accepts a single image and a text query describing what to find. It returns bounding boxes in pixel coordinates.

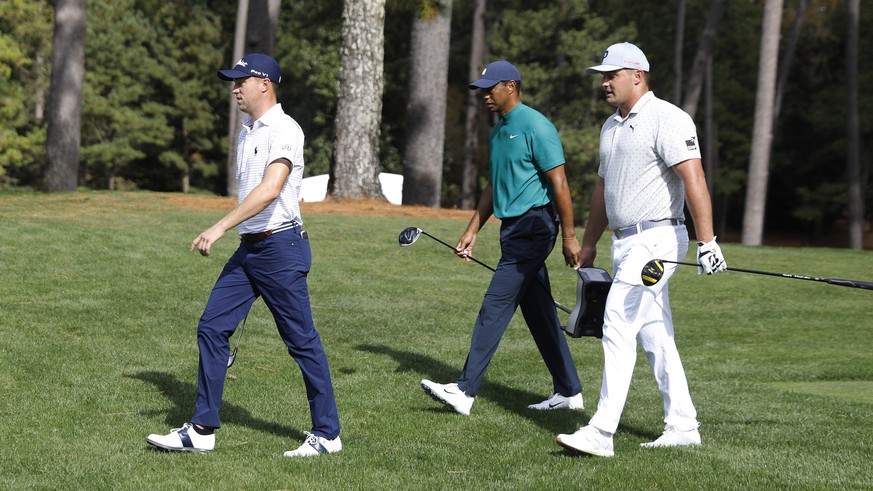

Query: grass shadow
[356,343,562,432]
[355,343,662,441]
[128,371,304,442]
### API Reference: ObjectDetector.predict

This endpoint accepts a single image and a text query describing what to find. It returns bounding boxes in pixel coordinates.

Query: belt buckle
[616,222,643,239]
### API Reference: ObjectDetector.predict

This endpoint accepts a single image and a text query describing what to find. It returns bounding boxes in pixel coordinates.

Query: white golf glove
[697,237,727,275]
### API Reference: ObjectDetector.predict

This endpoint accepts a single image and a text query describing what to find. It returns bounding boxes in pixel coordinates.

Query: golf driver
[398,226,572,313]
[227,314,248,368]
[641,258,873,290]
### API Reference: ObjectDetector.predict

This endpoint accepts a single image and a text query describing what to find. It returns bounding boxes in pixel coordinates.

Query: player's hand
[561,236,581,269]
[455,231,477,261]
[578,243,597,269]
[190,225,227,257]
[697,237,727,275]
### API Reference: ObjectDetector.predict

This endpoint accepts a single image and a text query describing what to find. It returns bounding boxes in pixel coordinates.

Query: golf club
[641,258,873,290]
[227,314,248,368]
[398,226,572,313]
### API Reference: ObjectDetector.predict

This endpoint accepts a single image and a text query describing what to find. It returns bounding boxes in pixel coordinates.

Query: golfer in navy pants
[147,54,341,457]
[420,60,584,416]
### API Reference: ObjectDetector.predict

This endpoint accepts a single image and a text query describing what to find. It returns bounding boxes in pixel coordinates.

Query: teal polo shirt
[488,103,565,219]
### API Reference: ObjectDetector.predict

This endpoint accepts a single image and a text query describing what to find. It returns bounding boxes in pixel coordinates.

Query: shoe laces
[172,423,193,433]
[583,425,608,441]
[664,424,699,435]
[303,431,319,445]
[302,431,332,454]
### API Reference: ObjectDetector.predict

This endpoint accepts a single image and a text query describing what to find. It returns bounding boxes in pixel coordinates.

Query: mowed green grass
[0,191,871,490]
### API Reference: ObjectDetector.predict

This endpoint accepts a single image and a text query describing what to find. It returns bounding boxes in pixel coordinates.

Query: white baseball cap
[586,42,650,74]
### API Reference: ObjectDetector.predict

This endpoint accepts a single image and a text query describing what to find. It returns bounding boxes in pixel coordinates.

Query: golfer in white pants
[555,42,727,457]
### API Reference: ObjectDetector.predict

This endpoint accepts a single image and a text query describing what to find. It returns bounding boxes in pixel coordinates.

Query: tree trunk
[330,0,386,199]
[741,0,783,246]
[774,0,808,121]
[401,0,452,207]
[681,0,726,119]
[43,0,86,192]
[846,0,863,250]
[673,0,686,105]
[225,0,280,197]
[35,53,46,124]
[246,0,280,55]
[226,0,249,197]
[705,55,716,198]
[460,0,487,210]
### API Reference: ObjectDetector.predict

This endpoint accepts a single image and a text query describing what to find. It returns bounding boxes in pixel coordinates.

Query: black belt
[614,218,682,239]
[240,222,304,243]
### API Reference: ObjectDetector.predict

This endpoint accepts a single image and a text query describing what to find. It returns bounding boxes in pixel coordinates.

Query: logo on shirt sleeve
[685,136,697,151]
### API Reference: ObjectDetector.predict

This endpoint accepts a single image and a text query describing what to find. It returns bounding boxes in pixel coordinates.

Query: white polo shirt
[598,91,701,229]
[235,103,305,235]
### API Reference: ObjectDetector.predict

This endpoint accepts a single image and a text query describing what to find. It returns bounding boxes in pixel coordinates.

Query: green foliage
[0,191,872,488]
[2,1,869,238]
[770,2,870,237]
[0,0,52,186]
[81,0,226,191]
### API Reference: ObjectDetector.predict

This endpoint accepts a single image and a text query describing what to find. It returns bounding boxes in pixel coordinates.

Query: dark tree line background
[1,0,870,248]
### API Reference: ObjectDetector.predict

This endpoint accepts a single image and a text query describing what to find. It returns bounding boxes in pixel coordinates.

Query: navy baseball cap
[218,53,281,84]
[469,60,521,89]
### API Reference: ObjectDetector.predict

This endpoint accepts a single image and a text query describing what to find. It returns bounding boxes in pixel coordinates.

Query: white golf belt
[614,218,682,239]
[269,221,300,234]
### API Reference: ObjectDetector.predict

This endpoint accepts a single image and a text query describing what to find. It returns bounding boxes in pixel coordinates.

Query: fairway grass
[0,191,871,490]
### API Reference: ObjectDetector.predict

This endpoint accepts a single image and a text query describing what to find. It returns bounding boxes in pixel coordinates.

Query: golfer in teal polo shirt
[421,60,585,416]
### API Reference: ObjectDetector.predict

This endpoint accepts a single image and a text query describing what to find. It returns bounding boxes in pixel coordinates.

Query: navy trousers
[456,206,582,397]
[191,227,340,440]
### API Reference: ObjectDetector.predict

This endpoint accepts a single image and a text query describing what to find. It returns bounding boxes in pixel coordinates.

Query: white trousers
[588,224,699,435]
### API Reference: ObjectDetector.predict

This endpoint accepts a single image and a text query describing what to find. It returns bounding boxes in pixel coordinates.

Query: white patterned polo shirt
[598,91,701,229]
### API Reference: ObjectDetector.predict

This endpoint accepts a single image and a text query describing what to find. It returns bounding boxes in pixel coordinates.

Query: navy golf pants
[191,227,340,440]
[457,206,582,398]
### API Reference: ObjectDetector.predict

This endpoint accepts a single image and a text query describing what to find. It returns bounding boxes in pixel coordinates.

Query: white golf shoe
[420,380,474,416]
[556,425,614,457]
[146,423,215,453]
[528,392,583,410]
[283,432,342,457]
[640,426,701,448]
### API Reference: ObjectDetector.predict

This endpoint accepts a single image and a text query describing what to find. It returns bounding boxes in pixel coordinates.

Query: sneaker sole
[283,448,341,458]
[640,441,701,448]
[146,438,212,453]
[528,402,584,410]
[421,382,470,416]
[555,436,614,458]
